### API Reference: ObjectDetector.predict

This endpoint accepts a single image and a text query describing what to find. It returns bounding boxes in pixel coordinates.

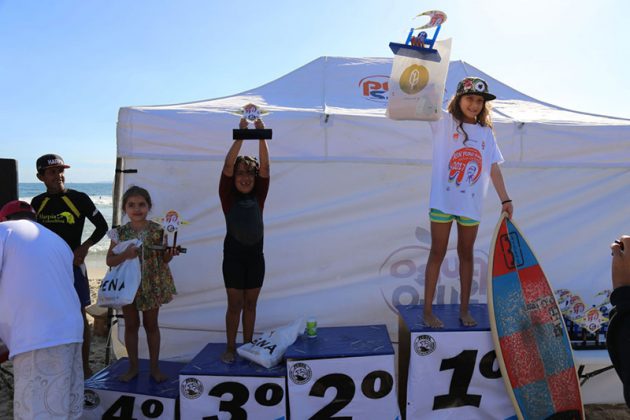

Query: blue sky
[2,0,628,183]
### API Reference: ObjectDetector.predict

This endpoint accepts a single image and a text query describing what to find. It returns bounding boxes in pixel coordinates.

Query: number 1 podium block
[285,324,400,419]
[179,343,287,419]
[82,358,184,419]
[398,304,516,419]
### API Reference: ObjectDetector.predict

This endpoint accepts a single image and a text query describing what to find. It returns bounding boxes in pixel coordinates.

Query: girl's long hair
[447,94,493,144]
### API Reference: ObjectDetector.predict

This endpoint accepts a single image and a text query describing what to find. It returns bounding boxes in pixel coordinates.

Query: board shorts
[222,252,265,290]
[429,208,480,227]
[73,264,91,307]
[13,343,83,419]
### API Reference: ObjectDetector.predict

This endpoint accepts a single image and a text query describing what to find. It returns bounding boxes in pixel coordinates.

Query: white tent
[115,57,630,362]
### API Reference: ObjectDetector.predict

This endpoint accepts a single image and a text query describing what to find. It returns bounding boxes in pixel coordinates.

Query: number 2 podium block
[285,324,400,419]
[82,358,184,419]
[398,304,516,419]
[179,342,287,419]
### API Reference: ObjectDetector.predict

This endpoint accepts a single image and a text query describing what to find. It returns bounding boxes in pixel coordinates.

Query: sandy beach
[1,271,630,418]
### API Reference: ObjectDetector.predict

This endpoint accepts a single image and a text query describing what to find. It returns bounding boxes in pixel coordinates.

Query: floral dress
[108,221,176,311]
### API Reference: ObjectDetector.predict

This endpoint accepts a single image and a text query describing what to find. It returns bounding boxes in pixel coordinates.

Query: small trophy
[148,210,188,254]
[232,103,273,140]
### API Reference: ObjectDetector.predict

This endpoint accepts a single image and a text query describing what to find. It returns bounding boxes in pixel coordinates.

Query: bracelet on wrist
[501,199,512,205]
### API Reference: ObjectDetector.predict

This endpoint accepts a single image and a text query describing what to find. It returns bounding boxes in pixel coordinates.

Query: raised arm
[223,118,248,177]
[255,118,270,178]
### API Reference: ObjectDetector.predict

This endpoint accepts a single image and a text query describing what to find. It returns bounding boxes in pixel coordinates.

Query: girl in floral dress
[106,186,179,382]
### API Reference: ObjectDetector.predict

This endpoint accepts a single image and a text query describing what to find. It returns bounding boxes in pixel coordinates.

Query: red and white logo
[358,75,389,102]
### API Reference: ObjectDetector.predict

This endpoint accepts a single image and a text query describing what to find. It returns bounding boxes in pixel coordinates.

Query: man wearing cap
[0,201,84,418]
[31,153,108,378]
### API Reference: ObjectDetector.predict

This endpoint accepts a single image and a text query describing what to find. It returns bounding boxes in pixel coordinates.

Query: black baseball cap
[36,154,71,173]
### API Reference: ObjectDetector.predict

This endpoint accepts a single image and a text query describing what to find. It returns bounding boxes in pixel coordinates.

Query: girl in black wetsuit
[218,117,270,363]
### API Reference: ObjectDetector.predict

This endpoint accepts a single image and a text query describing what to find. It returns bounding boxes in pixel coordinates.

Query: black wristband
[501,199,512,205]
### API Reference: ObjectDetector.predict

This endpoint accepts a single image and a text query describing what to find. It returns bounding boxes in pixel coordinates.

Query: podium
[285,324,400,419]
[179,343,287,419]
[83,358,184,419]
[398,304,516,419]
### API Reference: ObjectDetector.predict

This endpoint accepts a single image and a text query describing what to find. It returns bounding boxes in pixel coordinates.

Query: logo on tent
[359,75,389,102]
[378,226,488,313]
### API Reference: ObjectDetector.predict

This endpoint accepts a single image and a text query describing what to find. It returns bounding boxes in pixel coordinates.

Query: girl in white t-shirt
[423,77,514,328]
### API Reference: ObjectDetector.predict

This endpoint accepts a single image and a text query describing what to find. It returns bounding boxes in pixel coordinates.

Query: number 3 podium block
[398,304,516,420]
[82,358,185,419]
[285,324,400,419]
[179,342,287,419]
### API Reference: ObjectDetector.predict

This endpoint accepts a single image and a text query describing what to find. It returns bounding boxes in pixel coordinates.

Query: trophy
[232,103,273,140]
[389,10,447,55]
[148,210,188,254]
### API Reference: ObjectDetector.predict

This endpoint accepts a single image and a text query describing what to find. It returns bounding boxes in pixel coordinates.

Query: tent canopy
[116,57,630,362]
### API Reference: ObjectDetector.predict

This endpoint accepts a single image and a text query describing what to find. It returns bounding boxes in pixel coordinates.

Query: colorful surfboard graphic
[488,213,584,420]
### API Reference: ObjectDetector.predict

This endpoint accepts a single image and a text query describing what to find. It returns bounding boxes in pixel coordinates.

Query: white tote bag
[387,38,452,121]
[237,318,304,368]
[97,239,142,309]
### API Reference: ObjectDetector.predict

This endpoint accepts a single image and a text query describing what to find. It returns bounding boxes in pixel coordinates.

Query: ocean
[19,182,114,258]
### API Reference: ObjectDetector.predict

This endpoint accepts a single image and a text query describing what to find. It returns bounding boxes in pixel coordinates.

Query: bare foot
[151,369,169,383]
[118,368,138,382]
[423,313,444,328]
[221,350,235,364]
[460,312,477,327]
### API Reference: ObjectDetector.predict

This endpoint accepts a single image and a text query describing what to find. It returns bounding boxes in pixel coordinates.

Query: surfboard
[487,213,584,420]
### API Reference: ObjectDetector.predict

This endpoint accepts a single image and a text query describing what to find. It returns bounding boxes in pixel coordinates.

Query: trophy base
[233,129,273,140]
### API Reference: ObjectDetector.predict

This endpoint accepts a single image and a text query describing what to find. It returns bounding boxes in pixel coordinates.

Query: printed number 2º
[433,350,501,410]
[309,370,394,419]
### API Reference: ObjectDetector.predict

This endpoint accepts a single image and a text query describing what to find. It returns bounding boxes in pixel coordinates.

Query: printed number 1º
[433,349,501,410]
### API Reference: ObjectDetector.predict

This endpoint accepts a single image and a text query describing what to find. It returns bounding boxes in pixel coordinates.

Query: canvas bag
[96,239,142,308]
[237,318,304,368]
[387,38,452,121]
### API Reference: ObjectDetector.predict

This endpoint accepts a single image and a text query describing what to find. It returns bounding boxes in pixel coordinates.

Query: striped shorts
[429,208,480,227]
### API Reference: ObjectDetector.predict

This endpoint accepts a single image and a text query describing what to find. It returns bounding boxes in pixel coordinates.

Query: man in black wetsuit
[31,153,108,378]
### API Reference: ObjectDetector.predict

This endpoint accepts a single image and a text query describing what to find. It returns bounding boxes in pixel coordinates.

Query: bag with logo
[96,239,142,309]
[387,38,452,121]
[237,318,304,368]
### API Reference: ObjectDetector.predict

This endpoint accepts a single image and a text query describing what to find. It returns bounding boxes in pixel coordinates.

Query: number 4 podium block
[82,358,185,419]
[285,324,400,419]
[398,304,516,420]
[179,342,287,419]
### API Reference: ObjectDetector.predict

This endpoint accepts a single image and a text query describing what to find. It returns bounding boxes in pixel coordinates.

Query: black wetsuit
[219,173,269,289]
[31,189,108,305]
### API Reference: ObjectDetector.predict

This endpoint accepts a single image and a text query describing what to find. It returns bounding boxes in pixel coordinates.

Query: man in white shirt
[0,200,84,419]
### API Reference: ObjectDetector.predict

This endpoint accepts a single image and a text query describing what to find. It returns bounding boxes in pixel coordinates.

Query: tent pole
[105,157,124,365]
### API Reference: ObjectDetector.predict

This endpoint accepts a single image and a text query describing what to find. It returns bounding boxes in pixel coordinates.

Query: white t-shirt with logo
[0,220,83,359]
[429,111,504,221]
